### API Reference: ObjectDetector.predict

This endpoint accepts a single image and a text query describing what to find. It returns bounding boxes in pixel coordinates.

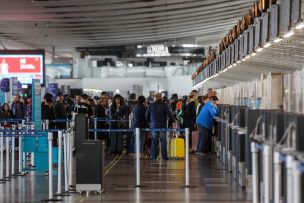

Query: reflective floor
[0,154,252,203]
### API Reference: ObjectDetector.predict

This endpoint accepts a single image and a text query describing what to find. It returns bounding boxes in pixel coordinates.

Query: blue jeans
[151,131,168,160]
[197,126,210,153]
[132,131,145,153]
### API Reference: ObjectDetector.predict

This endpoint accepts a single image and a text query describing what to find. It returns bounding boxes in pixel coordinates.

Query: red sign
[0,56,42,74]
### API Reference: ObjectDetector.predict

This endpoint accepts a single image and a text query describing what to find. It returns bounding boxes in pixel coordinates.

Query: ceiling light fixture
[274,38,282,43]
[245,55,251,59]
[236,60,241,64]
[283,30,295,38]
[223,68,228,72]
[233,63,237,67]
[251,52,257,56]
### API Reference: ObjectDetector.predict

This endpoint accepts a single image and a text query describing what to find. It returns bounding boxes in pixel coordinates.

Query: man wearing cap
[195,96,219,155]
[146,92,170,160]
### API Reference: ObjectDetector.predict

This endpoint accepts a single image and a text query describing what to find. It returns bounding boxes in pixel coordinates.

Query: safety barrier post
[0,127,4,182]
[63,132,69,195]
[185,128,190,187]
[273,152,282,203]
[18,120,25,175]
[5,127,10,180]
[251,142,259,203]
[46,120,49,130]
[30,124,35,168]
[94,118,97,140]
[57,131,63,195]
[66,119,69,131]
[263,145,272,203]
[293,160,301,203]
[135,128,141,187]
[286,155,294,203]
[41,132,61,202]
[68,131,74,190]
[11,125,16,177]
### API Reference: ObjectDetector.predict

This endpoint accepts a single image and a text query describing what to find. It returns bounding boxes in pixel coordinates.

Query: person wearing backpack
[131,96,148,157]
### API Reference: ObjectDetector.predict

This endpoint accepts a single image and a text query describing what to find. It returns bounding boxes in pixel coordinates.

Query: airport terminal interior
[0,0,304,202]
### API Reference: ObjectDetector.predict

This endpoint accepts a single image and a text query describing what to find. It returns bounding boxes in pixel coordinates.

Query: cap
[154,92,162,100]
[94,96,100,100]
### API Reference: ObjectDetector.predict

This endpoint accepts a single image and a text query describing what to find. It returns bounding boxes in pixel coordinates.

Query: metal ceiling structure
[0,0,256,51]
[203,29,304,86]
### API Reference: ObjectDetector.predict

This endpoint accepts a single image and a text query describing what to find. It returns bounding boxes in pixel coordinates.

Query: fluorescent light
[137,45,143,48]
[283,31,294,38]
[264,42,271,48]
[223,68,228,72]
[242,58,247,62]
[233,63,237,67]
[256,47,263,52]
[251,52,257,56]
[182,44,201,48]
[214,74,219,77]
[296,22,304,29]
[236,60,241,64]
[274,38,282,43]
[245,55,251,59]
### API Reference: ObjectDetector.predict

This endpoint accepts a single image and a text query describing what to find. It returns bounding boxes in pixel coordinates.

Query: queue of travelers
[0,88,219,159]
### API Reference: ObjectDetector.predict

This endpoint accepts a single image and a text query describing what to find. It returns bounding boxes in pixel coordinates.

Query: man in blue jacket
[196,96,219,155]
[146,92,170,160]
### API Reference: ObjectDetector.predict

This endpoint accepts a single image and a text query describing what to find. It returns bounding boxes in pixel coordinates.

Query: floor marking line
[105,154,123,176]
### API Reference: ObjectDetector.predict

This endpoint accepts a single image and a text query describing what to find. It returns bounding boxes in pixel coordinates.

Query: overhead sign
[146,45,170,57]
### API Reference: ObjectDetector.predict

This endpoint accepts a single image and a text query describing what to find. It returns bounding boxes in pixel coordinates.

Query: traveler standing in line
[54,92,67,145]
[196,95,209,116]
[125,93,137,154]
[94,95,109,146]
[11,94,24,119]
[196,96,219,156]
[1,103,14,119]
[146,92,170,160]
[109,94,127,154]
[184,90,198,149]
[131,95,148,156]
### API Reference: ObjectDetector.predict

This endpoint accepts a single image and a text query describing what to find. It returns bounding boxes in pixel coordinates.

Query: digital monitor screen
[46,64,72,79]
[0,50,45,85]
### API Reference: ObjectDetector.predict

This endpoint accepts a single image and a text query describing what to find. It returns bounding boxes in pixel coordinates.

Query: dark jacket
[55,101,67,119]
[184,100,196,130]
[146,100,169,128]
[110,104,128,129]
[11,101,24,119]
[0,110,14,119]
[42,103,56,120]
[94,104,108,129]
[131,103,147,129]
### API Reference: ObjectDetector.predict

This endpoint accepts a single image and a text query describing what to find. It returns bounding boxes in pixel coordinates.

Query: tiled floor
[0,154,252,203]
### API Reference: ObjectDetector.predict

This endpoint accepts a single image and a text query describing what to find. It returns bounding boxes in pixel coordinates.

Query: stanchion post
[263,145,272,203]
[48,132,54,199]
[94,118,97,140]
[185,128,189,187]
[286,155,294,203]
[5,128,10,180]
[274,151,282,203]
[19,121,24,175]
[0,127,4,180]
[293,160,301,203]
[63,132,69,194]
[135,128,140,187]
[251,142,259,203]
[46,120,49,130]
[68,131,73,188]
[11,125,15,176]
[57,131,63,195]
[66,119,69,131]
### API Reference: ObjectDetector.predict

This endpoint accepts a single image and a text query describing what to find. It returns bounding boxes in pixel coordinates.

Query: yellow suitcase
[170,137,185,159]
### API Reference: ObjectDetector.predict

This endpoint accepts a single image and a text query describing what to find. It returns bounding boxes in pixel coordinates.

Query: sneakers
[196,152,206,156]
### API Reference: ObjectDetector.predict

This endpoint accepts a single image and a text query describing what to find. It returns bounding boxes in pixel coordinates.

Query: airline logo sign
[146,45,170,56]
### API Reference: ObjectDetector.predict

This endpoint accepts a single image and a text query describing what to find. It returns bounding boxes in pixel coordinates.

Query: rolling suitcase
[170,135,185,159]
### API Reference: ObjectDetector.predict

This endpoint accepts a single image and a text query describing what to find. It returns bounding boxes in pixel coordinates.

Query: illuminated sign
[0,50,45,85]
[146,45,170,56]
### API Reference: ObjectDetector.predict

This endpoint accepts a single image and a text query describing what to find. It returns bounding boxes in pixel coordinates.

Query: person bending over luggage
[131,95,148,155]
[146,92,170,160]
[195,96,218,156]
